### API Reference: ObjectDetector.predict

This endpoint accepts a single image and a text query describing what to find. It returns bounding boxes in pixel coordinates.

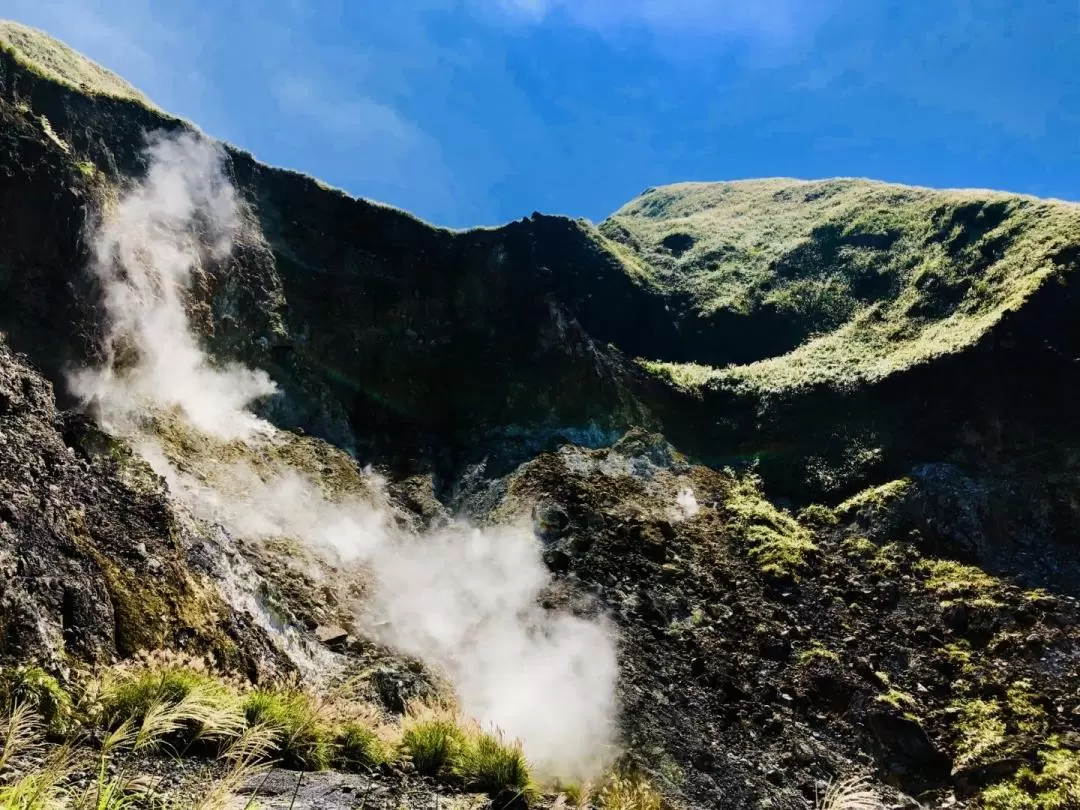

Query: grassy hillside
[602,179,1080,395]
[0,20,156,108]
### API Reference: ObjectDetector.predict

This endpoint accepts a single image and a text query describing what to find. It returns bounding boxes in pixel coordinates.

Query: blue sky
[5,0,1078,227]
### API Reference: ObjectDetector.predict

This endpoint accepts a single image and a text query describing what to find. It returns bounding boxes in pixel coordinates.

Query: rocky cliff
[1,19,1079,810]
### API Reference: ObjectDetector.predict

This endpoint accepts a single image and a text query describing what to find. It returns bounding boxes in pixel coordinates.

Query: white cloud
[275,77,422,145]
[484,0,813,40]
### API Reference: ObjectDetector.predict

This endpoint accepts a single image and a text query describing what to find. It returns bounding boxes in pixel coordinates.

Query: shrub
[243,688,333,770]
[453,727,535,806]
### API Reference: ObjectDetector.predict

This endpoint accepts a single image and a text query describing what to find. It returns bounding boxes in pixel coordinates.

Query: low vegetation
[0,20,157,108]
[611,180,1080,397]
[0,656,664,808]
[723,471,818,579]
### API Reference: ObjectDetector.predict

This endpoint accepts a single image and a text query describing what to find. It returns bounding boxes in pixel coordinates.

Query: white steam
[72,132,618,780]
[70,132,276,439]
[674,487,699,520]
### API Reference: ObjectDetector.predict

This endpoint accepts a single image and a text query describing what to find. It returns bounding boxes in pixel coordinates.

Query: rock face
[0,338,281,673]
[1,19,1080,810]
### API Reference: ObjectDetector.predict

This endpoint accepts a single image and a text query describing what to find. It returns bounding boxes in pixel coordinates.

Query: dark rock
[532,500,570,541]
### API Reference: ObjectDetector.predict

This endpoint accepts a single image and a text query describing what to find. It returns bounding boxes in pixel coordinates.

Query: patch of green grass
[335,719,394,770]
[101,662,234,727]
[243,688,333,770]
[917,558,999,598]
[636,359,717,395]
[953,698,1009,769]
[608,180,1080,398]
[725,472,818,579]
[981,743,1080,810]
[797,503,840,529]
[836,478,913,517]
[0,20,157,108]
[400,705,466,777]
[841,535,877,559]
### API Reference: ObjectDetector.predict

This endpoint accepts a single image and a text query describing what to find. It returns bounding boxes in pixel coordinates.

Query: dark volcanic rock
[0,338,280,674]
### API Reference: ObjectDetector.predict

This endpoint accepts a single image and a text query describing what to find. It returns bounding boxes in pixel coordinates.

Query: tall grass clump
[453,726,536,806]
[333,704,399,771]
[242,687,333,769]
[597,773,665,810]
[400,700,466,777]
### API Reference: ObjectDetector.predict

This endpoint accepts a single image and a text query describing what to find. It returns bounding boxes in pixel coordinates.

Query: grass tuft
[597,773,664,810]
[400,701,466,777]
[453,726,536,805]
[817,775,884,810]
[1,665,73,736]
[242,688,333,770]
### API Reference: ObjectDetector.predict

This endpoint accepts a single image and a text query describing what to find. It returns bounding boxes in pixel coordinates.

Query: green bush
[243,689,333,770]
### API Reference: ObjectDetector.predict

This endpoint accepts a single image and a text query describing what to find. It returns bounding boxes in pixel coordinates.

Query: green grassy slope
[0,19,157,108]
[601,179,1080,395]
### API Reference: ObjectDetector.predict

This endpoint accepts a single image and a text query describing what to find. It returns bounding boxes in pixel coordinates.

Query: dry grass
[817,775,885,810]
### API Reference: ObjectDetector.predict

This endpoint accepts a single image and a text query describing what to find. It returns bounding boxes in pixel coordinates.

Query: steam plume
[70,132,276,438]
[72,131,618,780]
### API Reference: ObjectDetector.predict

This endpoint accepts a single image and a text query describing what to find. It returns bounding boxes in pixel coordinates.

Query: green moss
[1007,680,1049,738]
[939,641,976,676]
[797,641,841,667]
[982,744,1080,810]
[950,683,1048,772]
[1,665,73,735]
[725,473,818,579]
[637,359,718,395]
[841,535,877,558]
[917,558,999,598]
[876,689,918,713]
[65,508,223,658]
[836,478,913,516]
[953,698,1009,769]
[38,115,69,153]
[797,503,840,528]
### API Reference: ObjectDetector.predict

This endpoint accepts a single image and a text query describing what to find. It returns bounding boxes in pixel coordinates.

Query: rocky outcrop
[0,338,282,674]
